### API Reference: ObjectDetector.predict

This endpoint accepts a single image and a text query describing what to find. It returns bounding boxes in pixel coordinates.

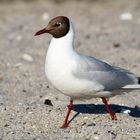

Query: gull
[35,16,140,128]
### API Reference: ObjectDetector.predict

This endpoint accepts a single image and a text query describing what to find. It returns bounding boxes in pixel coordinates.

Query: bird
[35,16,140,128]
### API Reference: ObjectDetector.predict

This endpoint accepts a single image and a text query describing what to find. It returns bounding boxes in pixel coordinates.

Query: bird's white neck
[45,21,76,88]
[47,21,75,56]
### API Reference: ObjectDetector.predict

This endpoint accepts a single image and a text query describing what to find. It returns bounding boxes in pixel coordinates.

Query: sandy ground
[0,0,140,139]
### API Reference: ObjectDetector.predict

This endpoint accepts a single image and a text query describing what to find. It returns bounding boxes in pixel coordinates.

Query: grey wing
[72,55,138,91]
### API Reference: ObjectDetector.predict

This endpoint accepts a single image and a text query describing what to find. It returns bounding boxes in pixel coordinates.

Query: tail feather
[121,77,140,90]
[138,77,140,84]
[122,84,140,89]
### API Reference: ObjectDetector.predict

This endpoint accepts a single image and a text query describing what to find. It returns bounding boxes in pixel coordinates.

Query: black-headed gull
[35,16,140,128]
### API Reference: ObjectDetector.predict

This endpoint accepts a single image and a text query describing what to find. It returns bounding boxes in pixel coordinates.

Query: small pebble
[85,34,90,39]
[121,108,131,114]
[81,122,86,126]
[8,131,15,135]
[4,124,9,127]
[23,73,29,77]
[0,76,3,81]
[16,35,23,41]
[44,98,53,106]
[22,89,27,92]
[87,123,96,127]
[113,43,120,48]
[14,63,22,68]
[98,98,109,103]
[22,54,33,62]
[94,136,99,140]
[135,105,140,109]
[84,116,88,120]
[42,13,49,21]
[26,107,30,110]
[32,125,36,128]
[94,131,98,134]
[18,102,22,105]
[28,112,33,114]
[120,12,133,21]
[133,64,137,68]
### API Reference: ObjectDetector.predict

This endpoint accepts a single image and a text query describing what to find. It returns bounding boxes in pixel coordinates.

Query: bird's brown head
[35,16,70,38]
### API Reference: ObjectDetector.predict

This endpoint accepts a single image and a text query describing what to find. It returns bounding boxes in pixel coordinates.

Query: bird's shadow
[68,104,140,124]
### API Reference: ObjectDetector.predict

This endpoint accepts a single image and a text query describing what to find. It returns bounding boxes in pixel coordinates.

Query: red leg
[101,97,117,120]
[60,100,73,128]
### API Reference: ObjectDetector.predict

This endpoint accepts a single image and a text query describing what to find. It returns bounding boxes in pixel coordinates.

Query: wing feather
[72,55,138,91]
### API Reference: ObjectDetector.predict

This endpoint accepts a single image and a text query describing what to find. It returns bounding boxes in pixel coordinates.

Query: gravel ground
[0,0,140,139]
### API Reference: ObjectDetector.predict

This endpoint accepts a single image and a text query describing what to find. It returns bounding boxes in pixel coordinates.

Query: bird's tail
[121,77,140,89]
[138,77,140,84]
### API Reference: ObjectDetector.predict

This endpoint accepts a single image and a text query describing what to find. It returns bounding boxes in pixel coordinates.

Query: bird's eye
[55,23,61,27]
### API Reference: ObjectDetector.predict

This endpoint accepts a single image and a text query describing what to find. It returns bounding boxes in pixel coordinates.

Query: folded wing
[72,55,139,91]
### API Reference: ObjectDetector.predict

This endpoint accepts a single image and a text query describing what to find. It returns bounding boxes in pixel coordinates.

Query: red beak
[34,28,50,36]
